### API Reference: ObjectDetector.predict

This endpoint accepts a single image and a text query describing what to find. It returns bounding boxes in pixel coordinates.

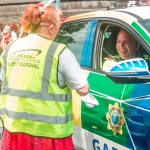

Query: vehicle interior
[103,26,119,61]
[99,24,150,71]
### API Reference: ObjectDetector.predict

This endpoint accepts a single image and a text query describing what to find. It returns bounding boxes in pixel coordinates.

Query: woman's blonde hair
[21,4,62,33]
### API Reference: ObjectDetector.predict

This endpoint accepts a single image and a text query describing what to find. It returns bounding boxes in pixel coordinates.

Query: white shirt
[58,48,87,89]
[11,31,17,40]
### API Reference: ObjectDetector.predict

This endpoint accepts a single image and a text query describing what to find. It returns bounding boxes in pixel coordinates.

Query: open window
[96,24,120,71]
[102,25,119,62]
[98,24,150,71]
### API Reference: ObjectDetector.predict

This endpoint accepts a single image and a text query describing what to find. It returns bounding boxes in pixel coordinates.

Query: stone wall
[62,1,127,16]
[0,0,128,29]
[0,0,41,28]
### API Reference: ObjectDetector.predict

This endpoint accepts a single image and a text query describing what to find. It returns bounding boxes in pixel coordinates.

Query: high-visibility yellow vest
[0,34,73,138]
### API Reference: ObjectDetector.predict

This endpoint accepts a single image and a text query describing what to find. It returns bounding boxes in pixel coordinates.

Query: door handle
[80,94,99,108]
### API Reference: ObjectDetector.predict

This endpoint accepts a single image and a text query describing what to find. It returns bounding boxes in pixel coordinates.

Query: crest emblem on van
[106,102,125,135]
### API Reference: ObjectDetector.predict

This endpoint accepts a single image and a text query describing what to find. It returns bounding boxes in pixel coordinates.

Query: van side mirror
[106,58,150,84]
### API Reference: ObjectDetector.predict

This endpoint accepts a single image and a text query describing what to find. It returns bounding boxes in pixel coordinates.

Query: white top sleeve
[11,31,17,40]
[0,67,4,81]
[58,48,88,90]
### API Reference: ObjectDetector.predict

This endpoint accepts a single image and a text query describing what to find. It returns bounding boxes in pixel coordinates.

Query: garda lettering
[93,139,118,150]
[8,53,40,69]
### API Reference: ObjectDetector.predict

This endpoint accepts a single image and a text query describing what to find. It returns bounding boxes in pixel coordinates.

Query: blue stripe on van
[81,21,93,66]
[86,20,98,67]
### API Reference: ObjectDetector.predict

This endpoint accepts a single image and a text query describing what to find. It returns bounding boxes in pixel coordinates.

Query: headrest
[105,30,119,56]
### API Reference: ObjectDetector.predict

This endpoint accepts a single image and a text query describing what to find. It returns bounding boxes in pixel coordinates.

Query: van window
[55,21,89,64]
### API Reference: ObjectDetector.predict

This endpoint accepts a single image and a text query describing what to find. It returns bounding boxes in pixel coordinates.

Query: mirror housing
[106,58,150,84]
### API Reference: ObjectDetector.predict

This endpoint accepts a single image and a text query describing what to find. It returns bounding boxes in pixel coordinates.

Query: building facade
[0,0,128,28]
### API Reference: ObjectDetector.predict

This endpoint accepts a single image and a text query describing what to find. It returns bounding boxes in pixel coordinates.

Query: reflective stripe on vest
[0,35,73,138]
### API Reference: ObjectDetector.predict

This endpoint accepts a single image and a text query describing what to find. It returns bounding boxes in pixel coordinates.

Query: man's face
[116,30,137,59]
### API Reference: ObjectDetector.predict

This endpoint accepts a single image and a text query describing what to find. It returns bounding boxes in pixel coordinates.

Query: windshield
[139,19,150,34]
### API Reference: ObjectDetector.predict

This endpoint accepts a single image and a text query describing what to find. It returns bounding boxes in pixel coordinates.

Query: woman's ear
[48,24,54,34]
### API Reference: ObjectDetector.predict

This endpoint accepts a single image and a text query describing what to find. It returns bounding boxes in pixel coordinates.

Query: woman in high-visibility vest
[0,3,89,150]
